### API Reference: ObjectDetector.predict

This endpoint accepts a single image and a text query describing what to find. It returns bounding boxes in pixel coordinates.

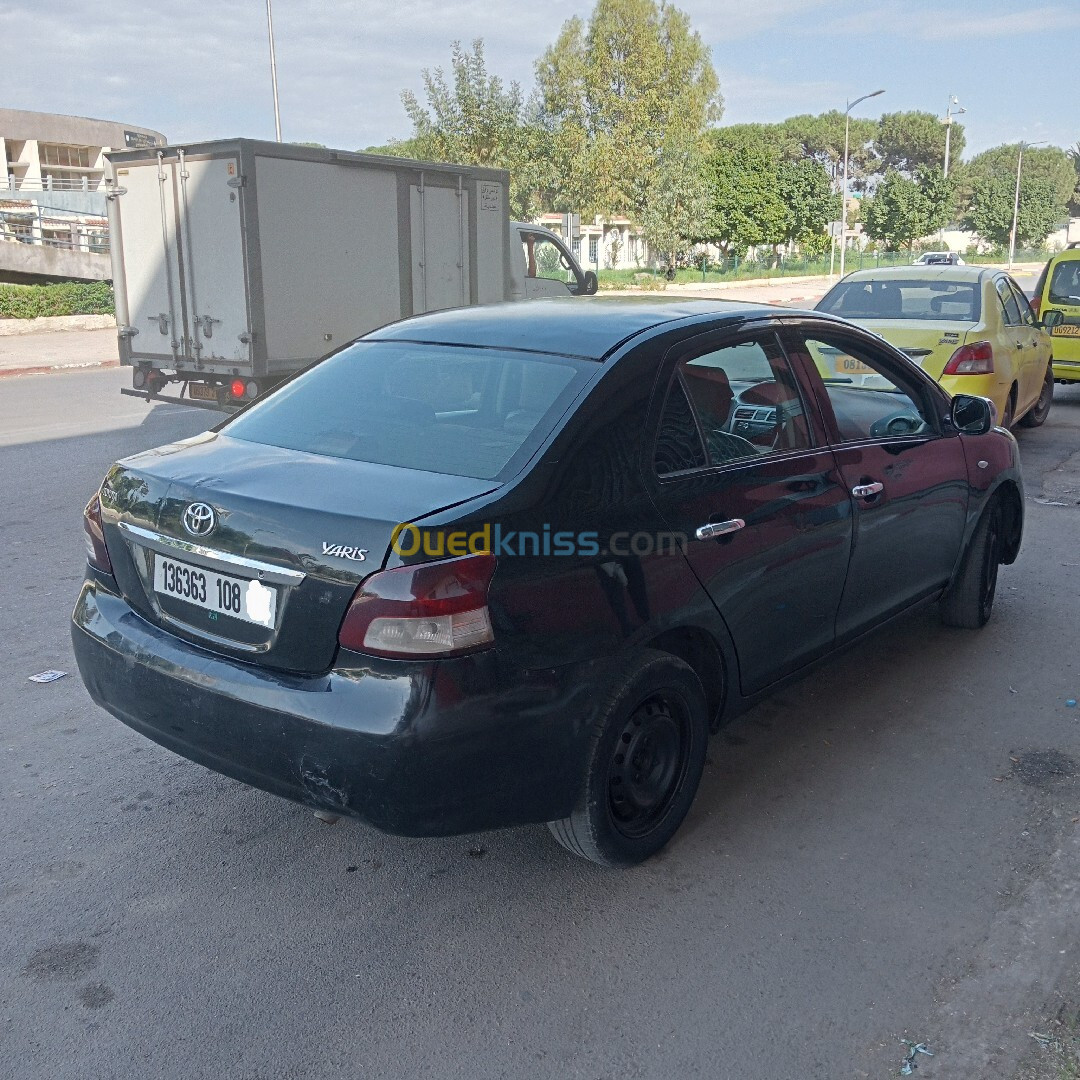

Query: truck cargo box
[105,139,515,383]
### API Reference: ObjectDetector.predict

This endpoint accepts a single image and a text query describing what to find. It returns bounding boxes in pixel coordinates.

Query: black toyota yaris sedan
[72,299,1023,866]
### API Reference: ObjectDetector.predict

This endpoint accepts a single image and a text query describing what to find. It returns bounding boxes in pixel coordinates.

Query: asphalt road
[2,365,1079,1080]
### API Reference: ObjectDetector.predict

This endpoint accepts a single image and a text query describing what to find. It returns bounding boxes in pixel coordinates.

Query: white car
[913,252,966,266]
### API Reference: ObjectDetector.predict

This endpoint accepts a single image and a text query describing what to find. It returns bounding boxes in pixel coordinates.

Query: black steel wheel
[1018,364,1054,428]
[548,649,709,866]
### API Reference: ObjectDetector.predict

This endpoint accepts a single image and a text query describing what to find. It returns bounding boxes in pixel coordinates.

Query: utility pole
[942,95,965,179]
[839,89,885,279]
[266,0,282,142]
[1009,140,1047,270]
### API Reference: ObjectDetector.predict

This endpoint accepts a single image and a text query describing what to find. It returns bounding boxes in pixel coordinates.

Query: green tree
[874,110,963,176]
[1065,141,1080,212]
[963,173,1063,248]
[781,111,879,184]
[399,39,548,218]
[965,144,1076,208]
[708,123,801,162]
[775,158,840,247]
[638,134,710,266]
[863,166,954,250]
[703,143,787,255]
[536,0,722,220]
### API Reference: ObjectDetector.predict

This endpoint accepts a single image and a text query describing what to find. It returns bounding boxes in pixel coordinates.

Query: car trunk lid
[853,320,984,381]
[97,431,498,674]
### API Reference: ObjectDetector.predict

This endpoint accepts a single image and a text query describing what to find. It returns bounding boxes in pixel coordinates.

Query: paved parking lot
[1,364,1078,1079]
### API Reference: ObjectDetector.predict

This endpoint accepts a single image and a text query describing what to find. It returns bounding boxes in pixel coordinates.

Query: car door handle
[696,518,745,540]
[852,482,884,498]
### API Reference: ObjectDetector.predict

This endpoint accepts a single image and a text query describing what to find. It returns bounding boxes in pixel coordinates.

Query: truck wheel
[1018,364,1053,428]
[548,650,708,867]
[940,499,1003,629]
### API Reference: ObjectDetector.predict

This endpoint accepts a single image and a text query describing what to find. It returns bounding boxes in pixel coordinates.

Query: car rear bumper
[71,577,598,836]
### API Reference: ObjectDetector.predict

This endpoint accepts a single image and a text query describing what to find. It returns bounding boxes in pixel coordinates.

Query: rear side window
[1048,260,1080,305]
[818,279,979,322]
[996,278,1023,325]
[223,342,590,480]
[654,379,707,475]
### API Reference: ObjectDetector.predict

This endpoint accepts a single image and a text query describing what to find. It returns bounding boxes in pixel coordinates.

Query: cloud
[833,2,1080,39]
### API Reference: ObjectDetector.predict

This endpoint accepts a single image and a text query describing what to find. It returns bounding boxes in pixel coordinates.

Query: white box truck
[105,139,596,409]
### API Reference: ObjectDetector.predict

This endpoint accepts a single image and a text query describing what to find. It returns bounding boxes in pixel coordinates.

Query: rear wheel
[1000,387,1016,429]
[1018,364,1054,428]
[548,650,709,867]
[940,500,1003,629]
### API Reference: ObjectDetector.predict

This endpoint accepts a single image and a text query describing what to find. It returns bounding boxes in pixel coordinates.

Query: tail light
[338,552,497,659]
[1030,295,1041,318]
[83,493,113,575]
[943,341,994,376]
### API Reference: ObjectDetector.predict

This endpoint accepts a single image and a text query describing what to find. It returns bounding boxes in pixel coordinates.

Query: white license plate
[154,555,277,628]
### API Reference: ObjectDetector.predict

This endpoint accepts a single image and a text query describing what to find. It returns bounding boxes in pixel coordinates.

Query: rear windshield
[818,279,980,323]
[222,342,591,480]
[1048,260,1080,305]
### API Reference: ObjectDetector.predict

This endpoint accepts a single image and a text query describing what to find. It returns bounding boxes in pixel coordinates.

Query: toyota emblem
[182,502,216,537]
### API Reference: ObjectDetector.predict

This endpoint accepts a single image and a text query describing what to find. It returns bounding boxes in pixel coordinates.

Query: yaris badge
[182,502,216,537]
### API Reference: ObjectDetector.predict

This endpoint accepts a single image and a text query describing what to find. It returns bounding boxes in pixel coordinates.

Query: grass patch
[0,281,115,319]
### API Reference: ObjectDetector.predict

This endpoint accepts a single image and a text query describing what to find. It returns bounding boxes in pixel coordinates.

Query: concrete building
[1,109,164,195]
[0,109,164,283]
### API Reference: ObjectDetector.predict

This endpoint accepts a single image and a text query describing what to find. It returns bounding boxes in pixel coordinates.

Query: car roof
[839,265,989,285]
[366,296,779,360]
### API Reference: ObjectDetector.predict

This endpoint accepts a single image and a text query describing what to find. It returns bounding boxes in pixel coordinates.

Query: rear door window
[996,277,1023,325]
[223,342,591,480]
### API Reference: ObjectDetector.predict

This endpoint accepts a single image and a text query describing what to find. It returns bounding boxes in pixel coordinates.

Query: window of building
[39,144,92,169]
[589,236,598,264]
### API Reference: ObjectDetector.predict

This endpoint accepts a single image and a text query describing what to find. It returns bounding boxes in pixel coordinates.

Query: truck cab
[511,222,597,300]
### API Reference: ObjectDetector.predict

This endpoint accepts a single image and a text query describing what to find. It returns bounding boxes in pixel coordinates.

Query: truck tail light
[83,493,113,575]
[338,552,497,659]
[943,341,994,375]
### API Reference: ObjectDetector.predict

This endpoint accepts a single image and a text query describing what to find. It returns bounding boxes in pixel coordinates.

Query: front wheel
[1018,364,1054,428]
[548,650,709,867]
[940,501,1003,629]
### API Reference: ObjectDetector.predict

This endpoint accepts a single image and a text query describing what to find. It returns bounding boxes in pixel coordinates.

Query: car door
[646,327,853,695]
[994,275,1036,414]
[1006,275,1050,401]
[783,325,969,642]
[519,231,578,298]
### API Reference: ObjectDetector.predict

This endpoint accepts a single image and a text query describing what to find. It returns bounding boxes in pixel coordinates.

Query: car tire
[940,499,1003,629]
[1018,364,1054,428]
[1000,387,1016,429]
[548,649,709,867]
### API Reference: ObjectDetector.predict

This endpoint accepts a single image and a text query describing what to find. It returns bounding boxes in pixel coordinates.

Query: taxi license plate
[187,382,220,402]
[1051,324,1080,337]
[839,356,875,374]
[154,555,277,628]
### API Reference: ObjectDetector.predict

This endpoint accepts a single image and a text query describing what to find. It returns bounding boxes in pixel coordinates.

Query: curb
[0,314,117,336]
[0,359,119,380]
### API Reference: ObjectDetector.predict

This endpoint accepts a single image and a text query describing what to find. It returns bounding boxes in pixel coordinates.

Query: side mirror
[582,270,598,296]
[1042,309,1064,330]
[950,394,995,435]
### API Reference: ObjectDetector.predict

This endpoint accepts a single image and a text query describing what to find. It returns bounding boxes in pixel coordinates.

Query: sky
[2,0,1078,159]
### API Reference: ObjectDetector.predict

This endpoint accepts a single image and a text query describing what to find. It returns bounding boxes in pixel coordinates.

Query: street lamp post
[839,89,885,278]
[942,95,965,179]
[266,0,282,142]
[1008,140,1046,270]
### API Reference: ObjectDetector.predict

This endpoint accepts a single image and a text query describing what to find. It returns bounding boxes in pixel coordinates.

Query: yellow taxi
[816,265,1054,428]
[1032,244,1080,384]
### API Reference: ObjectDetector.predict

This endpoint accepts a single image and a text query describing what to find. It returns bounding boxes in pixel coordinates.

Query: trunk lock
[198,315,221,339]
